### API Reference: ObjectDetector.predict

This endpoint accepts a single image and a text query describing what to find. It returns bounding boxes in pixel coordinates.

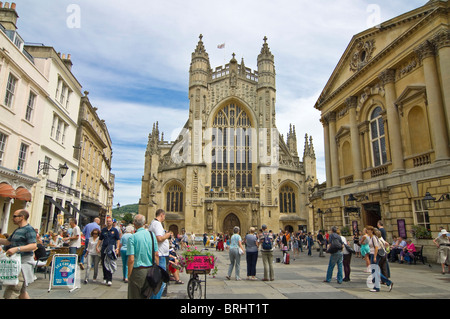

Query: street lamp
[345,193,367,218]
[37,161,69,187]
[317,208,332,216]
[347,193,368,204]
[423,192,450,209]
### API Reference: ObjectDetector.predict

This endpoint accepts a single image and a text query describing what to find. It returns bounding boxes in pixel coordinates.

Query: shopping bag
[0,252,21,286]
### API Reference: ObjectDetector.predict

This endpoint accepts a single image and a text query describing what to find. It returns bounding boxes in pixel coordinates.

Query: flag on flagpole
[217,43,225,49]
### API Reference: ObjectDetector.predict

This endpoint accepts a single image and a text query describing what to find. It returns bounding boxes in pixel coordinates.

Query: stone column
[1,199,12,233]
[321,117,332,188]
[328,112,340,188]
[433,30,450,142]
[347,96,363,182]
[359,121,370,170]
[415,40,450,162]
[379,69,404,172]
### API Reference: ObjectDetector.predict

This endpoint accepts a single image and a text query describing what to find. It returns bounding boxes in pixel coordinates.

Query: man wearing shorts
[0,209,37,299]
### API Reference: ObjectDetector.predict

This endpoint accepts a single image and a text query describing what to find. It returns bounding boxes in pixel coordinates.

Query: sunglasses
[13,215,22,218]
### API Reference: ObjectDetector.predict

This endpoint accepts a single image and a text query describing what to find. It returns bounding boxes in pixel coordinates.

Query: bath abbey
[138,36,317,236]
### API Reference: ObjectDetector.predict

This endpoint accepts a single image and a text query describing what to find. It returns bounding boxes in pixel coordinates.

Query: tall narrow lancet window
[166,184,184,213]
[211,104,253,189]
[370,106,387,167]
[279,185,296,213]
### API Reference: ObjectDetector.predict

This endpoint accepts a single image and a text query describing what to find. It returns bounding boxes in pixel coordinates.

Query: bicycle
[185,248,213,299]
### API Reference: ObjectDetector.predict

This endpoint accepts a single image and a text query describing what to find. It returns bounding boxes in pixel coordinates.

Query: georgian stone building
[139,36,317,236]
[311,0,450,247]
[74,92,114,227]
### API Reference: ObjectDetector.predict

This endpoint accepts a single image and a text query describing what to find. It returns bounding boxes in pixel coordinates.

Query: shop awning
[15,187,32,202]
[0,183,16,199]
[67,202,80,213]
[47,197,72,217]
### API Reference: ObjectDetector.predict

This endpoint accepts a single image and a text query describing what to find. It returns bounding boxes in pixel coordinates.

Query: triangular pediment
[315,1,445,110]
[395,85,427,106]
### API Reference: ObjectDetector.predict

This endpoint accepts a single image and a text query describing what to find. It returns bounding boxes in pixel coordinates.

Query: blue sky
[14,0,427,205]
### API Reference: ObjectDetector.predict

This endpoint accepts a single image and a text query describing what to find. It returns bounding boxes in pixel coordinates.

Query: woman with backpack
[259,224,274,281]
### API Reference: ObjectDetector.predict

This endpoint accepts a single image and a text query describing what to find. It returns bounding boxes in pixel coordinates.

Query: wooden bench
[413,245,427,265]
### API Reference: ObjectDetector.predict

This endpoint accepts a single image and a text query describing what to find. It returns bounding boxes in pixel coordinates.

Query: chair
[53,247,69,254]
[35,250,57,279]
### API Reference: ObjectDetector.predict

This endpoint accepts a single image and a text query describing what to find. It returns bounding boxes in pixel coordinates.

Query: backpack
[326,235,343,254]
[262,233,272,250]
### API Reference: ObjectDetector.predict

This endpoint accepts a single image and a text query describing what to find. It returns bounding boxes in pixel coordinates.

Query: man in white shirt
[148,209,172,299]
[64,218,81,255]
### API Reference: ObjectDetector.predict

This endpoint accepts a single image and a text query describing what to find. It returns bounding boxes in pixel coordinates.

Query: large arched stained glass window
[211,104,253,189]
[370,106,387,167]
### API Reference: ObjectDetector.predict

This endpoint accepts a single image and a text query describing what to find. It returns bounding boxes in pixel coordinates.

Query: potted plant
[410,225,432,239]
[180,246,218,277]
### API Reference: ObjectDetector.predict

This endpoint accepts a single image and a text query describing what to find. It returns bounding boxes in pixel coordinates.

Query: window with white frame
[17,143,28,172]
[61,124,67,145]
[60,83,66,105]
[0,132,7,166]
[25,92,36,122]
[55,76,72,108]
[51,114,68,144]
[370,106,388,167]
[55,119,62,141]
[413,199,430,230]
[4,73,18,108]
[56,78,62,99]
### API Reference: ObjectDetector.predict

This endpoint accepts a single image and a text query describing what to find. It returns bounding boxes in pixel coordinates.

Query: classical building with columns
[311,0,450,246]
[139,36,317,236]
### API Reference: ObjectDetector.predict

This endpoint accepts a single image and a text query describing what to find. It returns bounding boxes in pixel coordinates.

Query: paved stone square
[20,247,450,300]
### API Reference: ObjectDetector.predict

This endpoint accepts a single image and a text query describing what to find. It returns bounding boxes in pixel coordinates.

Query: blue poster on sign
[49,254,79,292]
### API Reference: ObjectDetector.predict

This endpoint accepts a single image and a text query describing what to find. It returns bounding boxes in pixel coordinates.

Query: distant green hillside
[112,203,138,222]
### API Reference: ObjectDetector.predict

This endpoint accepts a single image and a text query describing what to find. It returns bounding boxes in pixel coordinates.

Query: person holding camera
[149,209,172,299]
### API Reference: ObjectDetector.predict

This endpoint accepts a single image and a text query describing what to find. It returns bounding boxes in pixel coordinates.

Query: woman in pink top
[399,239,416,264]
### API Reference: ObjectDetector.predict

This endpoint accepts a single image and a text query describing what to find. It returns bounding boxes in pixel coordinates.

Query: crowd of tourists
[1,208,450,299]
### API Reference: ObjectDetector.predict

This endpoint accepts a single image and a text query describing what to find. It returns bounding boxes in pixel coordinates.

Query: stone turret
[257,36,276,91]
[287,124,298,157]
[303,134,317,186]
[189,34,211,90]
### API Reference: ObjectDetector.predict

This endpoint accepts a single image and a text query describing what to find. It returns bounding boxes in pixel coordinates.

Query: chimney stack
[62,53,73,71]
[0,2,18,31]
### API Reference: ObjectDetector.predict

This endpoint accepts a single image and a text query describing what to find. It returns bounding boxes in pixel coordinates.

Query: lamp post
[423,192,450,209]
[37,160,69,188]
[345,193,368,218]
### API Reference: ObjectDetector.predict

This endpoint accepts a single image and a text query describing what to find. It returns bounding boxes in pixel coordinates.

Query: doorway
[223,213,240,237]
[363,203,381,227]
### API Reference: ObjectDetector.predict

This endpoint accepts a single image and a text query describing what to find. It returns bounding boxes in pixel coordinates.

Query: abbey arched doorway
[223,213,240,237]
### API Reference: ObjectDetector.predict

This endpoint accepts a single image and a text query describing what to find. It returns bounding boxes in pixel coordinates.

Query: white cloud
[14,0,428,205]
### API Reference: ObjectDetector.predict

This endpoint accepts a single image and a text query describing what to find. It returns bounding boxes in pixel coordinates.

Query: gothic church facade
[139,36,317,236]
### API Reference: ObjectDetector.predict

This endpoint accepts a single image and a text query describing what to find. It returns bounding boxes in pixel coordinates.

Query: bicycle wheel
[187,277,203,299]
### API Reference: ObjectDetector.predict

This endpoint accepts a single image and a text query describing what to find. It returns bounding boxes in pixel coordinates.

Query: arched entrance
[223,213,240,237]
[284,225,294,233]
[363,203,381,227]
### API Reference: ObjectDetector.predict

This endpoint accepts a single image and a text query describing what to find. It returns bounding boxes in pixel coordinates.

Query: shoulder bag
[145,231,170,297]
